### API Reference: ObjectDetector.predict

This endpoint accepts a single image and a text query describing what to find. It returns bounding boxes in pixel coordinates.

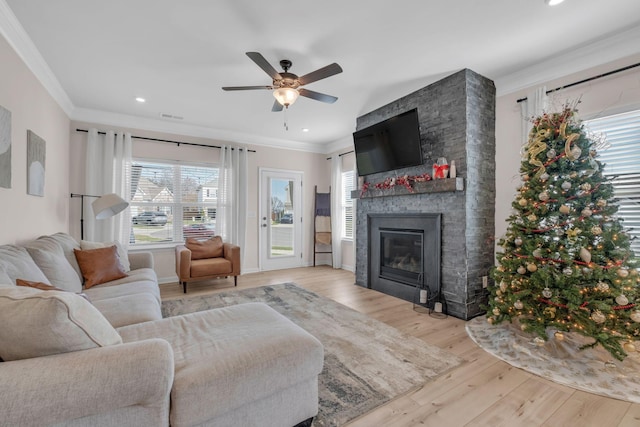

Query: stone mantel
[351,177,464,199]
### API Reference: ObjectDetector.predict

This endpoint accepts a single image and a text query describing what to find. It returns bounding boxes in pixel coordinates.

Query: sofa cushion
[0,286,122,361]
[80,240,131,272]
[23,236,83,292]
[190,258,232,278]
[0,245,50,285]
[0,265,12,285]
[117,303,324,426]
[47,232,83,280]
[74,246,128,289]
[92,293,162,328]
[84,270,160,303]
[185,236,223,260]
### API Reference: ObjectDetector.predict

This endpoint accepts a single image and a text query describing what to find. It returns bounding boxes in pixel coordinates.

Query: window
[130,160,219,245]
[586,109,640,254]
[341,170,355,239]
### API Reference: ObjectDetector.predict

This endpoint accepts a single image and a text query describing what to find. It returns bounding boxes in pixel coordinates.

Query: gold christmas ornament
[579,247,592,263]
[591,226,602,235]
[496,290,502,296]
[581,183,592,191]
[520,323,528,331]
[532,248,542,258]
[527,263,538,272]
[518,198,528,207]
[517,266,527,275]
[630,311,640,323]
[540,172,550,181]
[546,149,556,159]
[527,214,537,221]
[492,307,501,316]
[559,205,571,214]
[581,208,593,217]
[514,300,524,310]
[514,237,523,246]
[499,281,507,292]
[631,269,638,277]
[570,146,582,160]
[542,287,553,298]
[597,199,607,207]
[591,310,606,324]
[487,317,495,325]
[597,282,610,292]
[534,337,546,346]
[615,295,629,306]
[570,171,578,179]
[623,342,636,353]
[618,269,630,278]
[561,181,572,190]
[554,331,565,341]
[538,192,550,202]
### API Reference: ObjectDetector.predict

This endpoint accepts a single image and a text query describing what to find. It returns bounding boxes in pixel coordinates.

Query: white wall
[70,121,329,282]
[0,33,70,244]
[495,53,640,254]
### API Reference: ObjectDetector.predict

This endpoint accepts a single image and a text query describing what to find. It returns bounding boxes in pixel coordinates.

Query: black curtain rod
[326,150,354,160]
[75,128,256,152]
[516,61,640,103]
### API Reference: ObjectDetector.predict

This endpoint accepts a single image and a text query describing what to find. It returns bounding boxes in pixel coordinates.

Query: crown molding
[0,0,74,115]
[495,24,640,97]
[72,108,327,154]
[324,135,354,155]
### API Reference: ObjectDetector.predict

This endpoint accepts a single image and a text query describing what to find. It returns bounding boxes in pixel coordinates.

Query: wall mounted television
[353,108,423,176]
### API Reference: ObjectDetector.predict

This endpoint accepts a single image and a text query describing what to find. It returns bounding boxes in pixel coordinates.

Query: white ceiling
[2,0,640,153]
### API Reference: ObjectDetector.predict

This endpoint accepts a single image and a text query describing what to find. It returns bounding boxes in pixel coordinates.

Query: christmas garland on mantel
[360,173,432,198]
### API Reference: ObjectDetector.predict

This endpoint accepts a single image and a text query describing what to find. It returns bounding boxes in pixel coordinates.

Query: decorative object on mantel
[449,160,457,178]
[0,104,11,189]
[355,176,464,199]
[359,172,432,198]
[432,157,449,179]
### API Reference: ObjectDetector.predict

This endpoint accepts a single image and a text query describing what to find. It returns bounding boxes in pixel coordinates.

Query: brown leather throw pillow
[16,279,64,291]
[73,245,127,289]
[185,236,224,260]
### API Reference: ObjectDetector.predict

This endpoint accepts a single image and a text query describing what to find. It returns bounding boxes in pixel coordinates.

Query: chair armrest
[223,243,241,276]
[128,251,154,270]
[175,245,192,281]
[0,339,174,426]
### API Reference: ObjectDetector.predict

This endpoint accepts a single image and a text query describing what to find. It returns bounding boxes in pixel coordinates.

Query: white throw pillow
[0,245,50,285]
[80,240,131,272]
[0,286,122,361]
[24,237,83,293]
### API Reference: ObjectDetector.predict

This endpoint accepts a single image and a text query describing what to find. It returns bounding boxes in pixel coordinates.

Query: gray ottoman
[117,302,324,427]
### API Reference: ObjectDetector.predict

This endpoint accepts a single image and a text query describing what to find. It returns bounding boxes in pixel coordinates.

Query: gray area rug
[162,283,463,426]
[466,316,640,403]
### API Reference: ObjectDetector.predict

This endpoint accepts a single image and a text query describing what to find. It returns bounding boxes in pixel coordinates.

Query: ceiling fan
[222,52,343,112]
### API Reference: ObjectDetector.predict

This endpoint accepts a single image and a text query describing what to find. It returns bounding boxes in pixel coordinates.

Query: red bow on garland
[433,163,449,179]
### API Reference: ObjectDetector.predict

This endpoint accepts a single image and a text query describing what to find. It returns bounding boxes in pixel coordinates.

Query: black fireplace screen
[379,229,423,286]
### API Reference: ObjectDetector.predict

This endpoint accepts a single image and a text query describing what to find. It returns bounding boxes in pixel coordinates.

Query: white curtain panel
[330,155,342,268]
[521,86,548,146]
[216,145,248,265]
[352,160,358,271]
[85,129,132,245]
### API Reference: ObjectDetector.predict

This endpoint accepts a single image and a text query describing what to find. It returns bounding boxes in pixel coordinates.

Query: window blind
[587,109,640,254]
[341,170,355,239]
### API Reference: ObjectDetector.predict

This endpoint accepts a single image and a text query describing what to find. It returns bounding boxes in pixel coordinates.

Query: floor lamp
[70,193,129,240]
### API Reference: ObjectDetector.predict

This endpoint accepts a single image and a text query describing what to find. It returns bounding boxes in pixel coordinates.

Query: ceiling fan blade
[298,88,338,104]
[246,52,282,80]
[298,63,343,86]
[272,100,284,112]
[222,85,273,91]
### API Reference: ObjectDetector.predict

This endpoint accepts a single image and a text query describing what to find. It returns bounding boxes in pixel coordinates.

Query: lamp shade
[273,87,299,107]
[92,193,129,220]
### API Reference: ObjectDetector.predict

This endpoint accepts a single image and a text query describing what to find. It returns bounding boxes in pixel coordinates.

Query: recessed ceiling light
[135,97,146,103]
[302,128,310,133]
[545,0,565,5]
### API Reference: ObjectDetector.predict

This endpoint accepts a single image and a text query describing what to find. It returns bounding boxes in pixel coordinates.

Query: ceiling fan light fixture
[545,0,565,5]
[273,87,299,107]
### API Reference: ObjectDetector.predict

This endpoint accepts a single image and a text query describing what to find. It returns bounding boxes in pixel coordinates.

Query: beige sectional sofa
[0,233,324,427]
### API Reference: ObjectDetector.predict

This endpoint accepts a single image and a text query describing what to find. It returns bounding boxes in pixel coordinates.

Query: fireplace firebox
[368,214,441,305]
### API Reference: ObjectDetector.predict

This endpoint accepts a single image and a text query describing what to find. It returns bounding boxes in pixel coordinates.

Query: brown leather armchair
[175,237,240,293]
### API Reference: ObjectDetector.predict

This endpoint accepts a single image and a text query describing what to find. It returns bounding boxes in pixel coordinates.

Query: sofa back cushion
[0,265,12,285]
[74,246,128,289]
[47,232,83,280]
[80,240,130,272]
[23,236,83,293]
[185,236,224,260]
[0,286,122,361]
[0,245,50,285]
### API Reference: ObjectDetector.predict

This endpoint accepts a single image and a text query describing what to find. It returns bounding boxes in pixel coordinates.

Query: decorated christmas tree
[488,105,640,360]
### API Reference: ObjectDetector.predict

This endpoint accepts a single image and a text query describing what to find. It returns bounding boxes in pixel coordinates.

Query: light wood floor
[160,267,640,427]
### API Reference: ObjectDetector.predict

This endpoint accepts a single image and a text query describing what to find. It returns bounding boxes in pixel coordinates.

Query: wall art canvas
[0,105,11,189]
[27,130,46,196]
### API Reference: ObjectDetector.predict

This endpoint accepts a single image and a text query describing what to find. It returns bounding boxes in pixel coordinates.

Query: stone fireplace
[354,69,496,320]
[369,213,441,305]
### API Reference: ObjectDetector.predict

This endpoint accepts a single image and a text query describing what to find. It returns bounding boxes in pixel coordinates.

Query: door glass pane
[270,178,294,257]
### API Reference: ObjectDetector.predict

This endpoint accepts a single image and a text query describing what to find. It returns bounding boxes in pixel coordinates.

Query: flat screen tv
[353,108,423,176]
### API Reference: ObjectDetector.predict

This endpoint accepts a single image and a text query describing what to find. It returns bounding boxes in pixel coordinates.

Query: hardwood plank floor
[160,266,639,427]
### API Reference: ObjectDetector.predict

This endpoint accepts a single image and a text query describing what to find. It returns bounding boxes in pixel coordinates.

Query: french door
[259,168,303,271]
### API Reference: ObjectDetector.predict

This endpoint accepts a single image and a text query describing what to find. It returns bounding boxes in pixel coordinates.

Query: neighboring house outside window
[341,170,355,240]
[586,109,640,255]
[130,160,219,245]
